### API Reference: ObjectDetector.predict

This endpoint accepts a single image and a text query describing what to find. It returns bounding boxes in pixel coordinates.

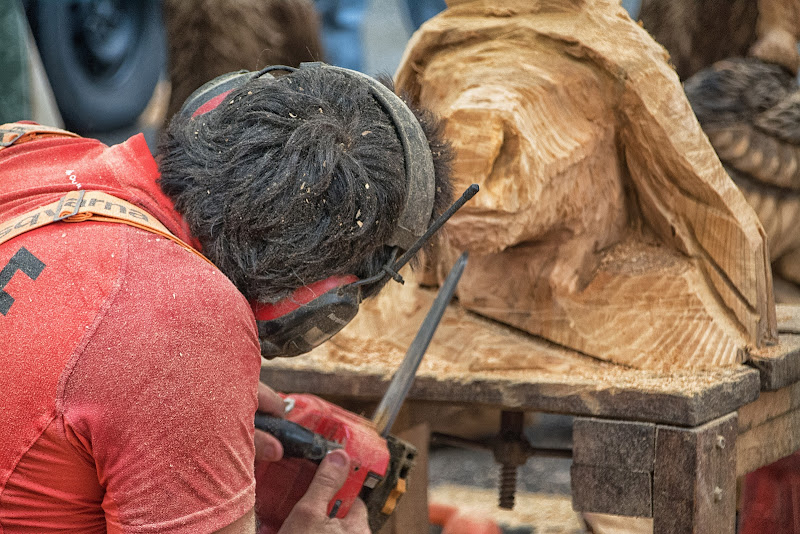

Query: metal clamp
[0,131,25,147]
[53,190,86,222]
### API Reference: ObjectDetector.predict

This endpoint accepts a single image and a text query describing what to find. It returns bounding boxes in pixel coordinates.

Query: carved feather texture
[685,57,800,268]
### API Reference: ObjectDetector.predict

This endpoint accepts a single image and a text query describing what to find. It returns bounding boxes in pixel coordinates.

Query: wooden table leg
[572,413,739,533]
[571,417,656,518]
[653,413,737,534]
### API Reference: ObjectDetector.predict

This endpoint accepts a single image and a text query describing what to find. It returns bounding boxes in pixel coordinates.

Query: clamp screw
[716,435,726,449]
[493,411,531,510]
[713,486,723,502]
[499,464,518,509]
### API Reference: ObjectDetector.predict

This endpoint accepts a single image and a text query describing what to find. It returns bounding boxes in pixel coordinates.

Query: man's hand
[255,382,285,462]
[277,450,371,534]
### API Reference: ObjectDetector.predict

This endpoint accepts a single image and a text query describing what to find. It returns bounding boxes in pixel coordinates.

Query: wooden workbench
[259,293,800,534]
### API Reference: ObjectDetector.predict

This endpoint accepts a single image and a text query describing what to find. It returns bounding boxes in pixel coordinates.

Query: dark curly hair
[157,67,452,303]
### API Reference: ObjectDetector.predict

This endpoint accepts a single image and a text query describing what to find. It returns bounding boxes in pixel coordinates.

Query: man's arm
[215,451,370,534]
[224,381,371,534]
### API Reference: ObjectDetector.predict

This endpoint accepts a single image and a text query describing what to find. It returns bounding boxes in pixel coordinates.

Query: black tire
[28,0,166,133]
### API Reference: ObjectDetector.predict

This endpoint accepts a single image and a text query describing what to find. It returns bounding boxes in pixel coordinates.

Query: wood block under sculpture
[393,0,777,371]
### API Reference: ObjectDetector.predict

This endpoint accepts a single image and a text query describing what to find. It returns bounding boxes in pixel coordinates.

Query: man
[0,64,452,533]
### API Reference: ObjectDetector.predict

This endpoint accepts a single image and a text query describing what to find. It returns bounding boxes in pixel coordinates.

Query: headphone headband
[296,62,435,250]
[177,70,253,118]
[174,63,464,358]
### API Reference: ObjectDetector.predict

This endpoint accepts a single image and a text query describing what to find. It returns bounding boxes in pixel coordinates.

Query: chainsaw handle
[255,413,342,463]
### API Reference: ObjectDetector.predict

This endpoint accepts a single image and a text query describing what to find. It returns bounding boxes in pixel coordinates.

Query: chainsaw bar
[371,252,468,436]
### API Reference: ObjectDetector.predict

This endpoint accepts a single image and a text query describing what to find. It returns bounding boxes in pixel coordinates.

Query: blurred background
[0,0,643,148]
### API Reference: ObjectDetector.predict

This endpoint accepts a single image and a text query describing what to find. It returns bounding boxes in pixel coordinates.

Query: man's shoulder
[118,226,253,325]
[58,224,261,533]
[64,223,261,411]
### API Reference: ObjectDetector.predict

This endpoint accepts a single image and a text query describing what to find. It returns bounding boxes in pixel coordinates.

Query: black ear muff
[253,275,361,358]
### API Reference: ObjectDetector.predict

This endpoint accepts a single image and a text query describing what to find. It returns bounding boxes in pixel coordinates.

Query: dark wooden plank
[737,381,800,434]
[261,297,765,426]
[571,418,656,518]
[571,464,652,517]
[746,333,800,391]
[261,364,760,427]
[653,413,737,534]
[738,407,800,477]
[573,418,655,471]
[736,384,800,476]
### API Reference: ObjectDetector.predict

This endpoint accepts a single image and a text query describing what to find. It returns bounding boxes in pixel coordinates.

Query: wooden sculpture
[162,0,323,121]
[637,0,800,303]
[390,0,777,371]
[684,58,800,295]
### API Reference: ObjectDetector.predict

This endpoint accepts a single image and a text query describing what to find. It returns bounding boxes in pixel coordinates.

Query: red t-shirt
[0,133,262,532]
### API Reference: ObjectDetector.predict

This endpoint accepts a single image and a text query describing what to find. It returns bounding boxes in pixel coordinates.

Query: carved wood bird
[684,57,800,291]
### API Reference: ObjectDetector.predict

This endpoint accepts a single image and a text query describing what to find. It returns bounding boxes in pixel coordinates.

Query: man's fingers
[297,449,351,507]
[254,429,284,463]
[257,382,286,417]
[278,450,372,534]
[255,383,286,463]
[341,497,370,533]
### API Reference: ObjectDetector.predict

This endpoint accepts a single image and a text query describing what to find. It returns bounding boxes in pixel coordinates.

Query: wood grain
[571,464,653,517]
[260,282,762,427]
[571,418,656,517]
[737,409,800,477]
[737,380,800,475]
[573,419,656,471]
[746,333,800,390]
[737,380,800,433]
[681,57,800,293]
[653,414,738,533]
[395,0,776,371]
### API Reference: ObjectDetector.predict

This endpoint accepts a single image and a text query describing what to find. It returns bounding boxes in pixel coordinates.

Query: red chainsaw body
[255,393,391,533]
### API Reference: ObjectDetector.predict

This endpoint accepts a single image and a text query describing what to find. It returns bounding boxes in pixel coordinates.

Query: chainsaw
[254,252,467,533]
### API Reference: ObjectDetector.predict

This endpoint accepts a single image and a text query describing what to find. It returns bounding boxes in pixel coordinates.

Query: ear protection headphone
[179,62,477,358]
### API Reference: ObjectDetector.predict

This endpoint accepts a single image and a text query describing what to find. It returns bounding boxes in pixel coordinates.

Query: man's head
[157,64,452,311]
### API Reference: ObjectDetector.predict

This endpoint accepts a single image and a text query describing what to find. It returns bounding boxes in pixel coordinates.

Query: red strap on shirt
[0,190,215,267]
[0,122,80,148]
